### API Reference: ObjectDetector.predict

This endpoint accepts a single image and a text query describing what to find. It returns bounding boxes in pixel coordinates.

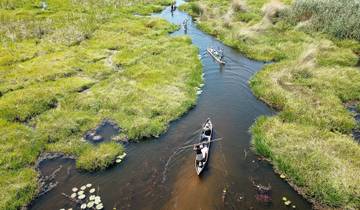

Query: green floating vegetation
[183,0,360,208]
[0,0,201,209]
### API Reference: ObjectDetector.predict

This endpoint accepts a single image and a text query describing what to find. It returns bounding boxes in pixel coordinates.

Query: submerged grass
[183,0,360,208]
[0,0,202,209]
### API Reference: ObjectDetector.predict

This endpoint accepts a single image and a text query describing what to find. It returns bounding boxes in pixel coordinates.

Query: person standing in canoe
[170,2,176,12]
[183,18,188,33]
[217,47,224,60]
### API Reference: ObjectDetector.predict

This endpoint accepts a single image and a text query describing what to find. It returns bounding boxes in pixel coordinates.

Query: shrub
[231,0,247,12]
[261,0,286,23]
[190,2,205,16]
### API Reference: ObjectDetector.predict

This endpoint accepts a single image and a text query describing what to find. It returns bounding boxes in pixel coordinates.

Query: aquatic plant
[63,182,104,209]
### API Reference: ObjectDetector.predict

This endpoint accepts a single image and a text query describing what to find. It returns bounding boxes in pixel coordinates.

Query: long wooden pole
[179,138,223,150]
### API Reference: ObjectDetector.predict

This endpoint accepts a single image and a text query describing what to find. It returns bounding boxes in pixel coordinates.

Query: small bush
[261,0,286,23]
[190,2,205,16]
[232,0,247,12]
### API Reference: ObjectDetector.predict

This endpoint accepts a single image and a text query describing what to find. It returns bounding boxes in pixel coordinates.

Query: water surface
[30,2,312,210]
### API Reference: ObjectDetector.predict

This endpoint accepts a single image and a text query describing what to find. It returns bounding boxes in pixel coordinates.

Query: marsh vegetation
[182,0,360,209]
[0,0,201,209]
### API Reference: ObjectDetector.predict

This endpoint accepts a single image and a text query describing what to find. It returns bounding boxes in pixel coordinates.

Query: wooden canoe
[207,48,225,65]
[195,118,213,175]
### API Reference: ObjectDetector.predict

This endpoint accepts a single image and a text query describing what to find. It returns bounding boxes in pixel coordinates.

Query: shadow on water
[30,1,312,209]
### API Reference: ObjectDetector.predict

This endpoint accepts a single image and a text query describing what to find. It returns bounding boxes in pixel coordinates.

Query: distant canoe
[207,48,225,65]
[195,118,213,175]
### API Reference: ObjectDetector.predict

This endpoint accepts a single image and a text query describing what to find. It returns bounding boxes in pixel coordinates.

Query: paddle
[179,137,223,150]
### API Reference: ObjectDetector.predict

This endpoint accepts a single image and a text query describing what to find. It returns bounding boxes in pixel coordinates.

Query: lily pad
[118,153,127,159]
[285,200,292,206]
[87,201,95,208]
[96,204,104,209]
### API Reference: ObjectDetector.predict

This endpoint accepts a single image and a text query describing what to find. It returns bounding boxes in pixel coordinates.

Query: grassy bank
[182,0,360,209]
[0,0,202,209]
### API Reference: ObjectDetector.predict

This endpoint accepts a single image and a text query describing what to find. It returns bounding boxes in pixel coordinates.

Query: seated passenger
[194,145,203,162]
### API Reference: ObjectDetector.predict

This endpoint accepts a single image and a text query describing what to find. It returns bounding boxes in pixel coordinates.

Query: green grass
[289,0,360,41]
[0,0,202,209]
[0,168,38,210]
[252,117,360,208]
[0,119,43,170]
[183,0,360,208]
[76,142,124,171]
[0,77,95,122]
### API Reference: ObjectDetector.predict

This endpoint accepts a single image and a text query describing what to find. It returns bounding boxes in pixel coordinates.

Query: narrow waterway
[30,1,312,210]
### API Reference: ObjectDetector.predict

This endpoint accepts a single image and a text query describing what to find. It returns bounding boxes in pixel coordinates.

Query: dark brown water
[85,120,121,143]
[30,2,312,210]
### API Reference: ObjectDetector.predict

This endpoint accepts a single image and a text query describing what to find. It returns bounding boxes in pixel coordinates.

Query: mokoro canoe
[207,48,225,65]
[195,118,213,175]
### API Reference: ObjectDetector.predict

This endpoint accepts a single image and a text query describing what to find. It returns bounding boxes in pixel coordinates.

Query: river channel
[30,1,312,209]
